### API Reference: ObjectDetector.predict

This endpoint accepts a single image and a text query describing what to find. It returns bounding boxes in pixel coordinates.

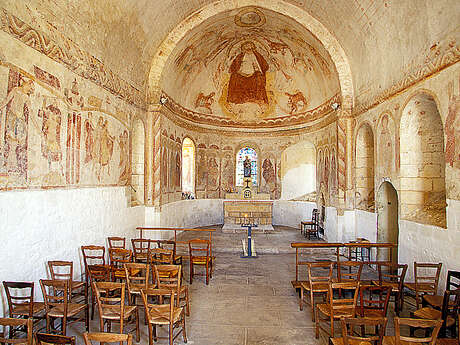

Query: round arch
[355,122,375,212]
[146,0,354,113]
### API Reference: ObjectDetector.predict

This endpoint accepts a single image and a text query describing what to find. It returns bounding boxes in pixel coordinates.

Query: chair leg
[190,263,193,284]
[169,322,173,345]
[182,311,187,343]
[135,308,140,342]
[205,262,209,285]
[85,305,89,332]
[62,315,67,336]
[91,294,95,320]
[315,308,320,339]
[185,288,190,316]
[147,323,153,345]
[310,291,315,322]
[299,286,304,311]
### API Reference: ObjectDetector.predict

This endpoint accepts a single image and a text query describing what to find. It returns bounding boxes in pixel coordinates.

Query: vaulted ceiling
[4,0,459,117]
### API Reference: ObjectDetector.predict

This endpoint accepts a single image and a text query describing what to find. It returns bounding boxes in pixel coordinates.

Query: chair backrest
[140,289,176,325]
[83,332,132,345]
[87,265,110,284]
[35,333,76,345]
[394,317,442,345]
[414,262,442,307]
[153,265,182,297]
[0,317,33,345]
[307,262,333,288]
[81,245,106,268]
[109,248,132,268]
[93,281,126,331]
[337,261,363,282]
[157,240,177,257]
[358,285,392,318]
[124,263,149,292]
[148,248,174,265]
[328,281,360,318]
[378,262,408,290]
[48,261,74,281]
[131,239,152,257]
[40,279,69,314]
[440,288,460,328]
[446,270,460,291]
[108,237,126,249]
[188,239,211,260]
[340,317,387,345]
[3,281,35,318]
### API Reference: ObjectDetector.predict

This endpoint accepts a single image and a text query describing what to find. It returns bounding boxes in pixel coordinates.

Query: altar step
[221,224,276,233]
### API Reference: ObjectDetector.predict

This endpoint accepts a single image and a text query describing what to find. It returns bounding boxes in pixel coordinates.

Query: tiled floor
[63,225,414,344]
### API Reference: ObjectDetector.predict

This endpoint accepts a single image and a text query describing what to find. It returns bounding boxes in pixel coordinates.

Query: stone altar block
[222,200,274,233]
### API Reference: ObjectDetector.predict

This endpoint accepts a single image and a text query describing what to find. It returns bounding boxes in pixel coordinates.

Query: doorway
[376,181,399,262]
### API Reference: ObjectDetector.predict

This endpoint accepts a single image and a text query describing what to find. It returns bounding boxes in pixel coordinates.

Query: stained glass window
[236,147,258,186]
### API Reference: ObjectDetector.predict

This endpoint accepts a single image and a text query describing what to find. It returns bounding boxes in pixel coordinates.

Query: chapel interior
[0,0,460,344]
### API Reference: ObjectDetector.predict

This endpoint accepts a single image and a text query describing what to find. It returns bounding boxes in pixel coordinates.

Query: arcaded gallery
[0,0,459,344]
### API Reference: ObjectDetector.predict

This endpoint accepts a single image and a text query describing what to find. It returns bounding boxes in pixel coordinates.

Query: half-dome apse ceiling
[161,6,341,129]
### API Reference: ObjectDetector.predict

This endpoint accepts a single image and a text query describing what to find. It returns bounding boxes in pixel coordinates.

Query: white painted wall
[281,164,316,200]
[355,209,378,242]
[324,207,338,241]
[0,187,145,314]
[273,200,316,229]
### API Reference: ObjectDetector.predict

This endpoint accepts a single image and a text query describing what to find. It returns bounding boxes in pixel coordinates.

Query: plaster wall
[355,209,377,242]
[272,200,316,229]
[0,187,144,314]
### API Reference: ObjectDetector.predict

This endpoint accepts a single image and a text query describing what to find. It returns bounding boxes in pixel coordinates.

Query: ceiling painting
[162,7,340,128]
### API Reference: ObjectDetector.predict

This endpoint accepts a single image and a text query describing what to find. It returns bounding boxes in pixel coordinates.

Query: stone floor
[62,225,416,344]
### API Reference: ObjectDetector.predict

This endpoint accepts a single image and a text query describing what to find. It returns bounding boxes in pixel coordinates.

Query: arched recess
[131,118,145,205]
[355,123,375,211]
[146,0,354,112]
[182,137,196,196]
[376,181,399,262]
[280,141,316,200]
[400,91,447,227]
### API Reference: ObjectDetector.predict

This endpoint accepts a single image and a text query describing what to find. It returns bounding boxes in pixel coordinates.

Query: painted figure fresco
[39,99,63,172]
[84,114,114,182]
[195,92,215,113]
[378,114,395,177]
[197,152,207,191]
[330,148,337,197]
[207,156,219,190]
[221,154,234,193]
[262,157,275,186]
[0,75,34,180]
[446,81,460,168]
[118,130,129,185]
[228,41,269,106]
[175,152,181,188]
[161,147,168,192]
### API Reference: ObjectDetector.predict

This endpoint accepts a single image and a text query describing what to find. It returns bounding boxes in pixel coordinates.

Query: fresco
[0,63,131,190]
[445,79,460,200]
[163,7,340,127]
[377,113,396,179]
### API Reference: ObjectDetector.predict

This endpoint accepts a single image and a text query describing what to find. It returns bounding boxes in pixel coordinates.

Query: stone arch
[146,0,354,113]
[376,181,399,262]
[280,140,316,200]
[400,91,447,228]
[131,117,145,205]
[355,122,375,211]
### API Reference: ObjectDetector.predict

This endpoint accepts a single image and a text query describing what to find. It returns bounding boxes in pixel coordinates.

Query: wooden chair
[141,271,187,345]
[93,281,140,342]
[81,245,109,310]
[315,281,360,339]
[330,317,388,345]
[148,248,174,266]
[0,317,33,345]
[35,333,76,345]
[436,311,460,345]
[131,238,152,263]
[108,237,126,249]
[109,248,133,281]
[157,240,182,265]
[300,208,318,239]
[48,261,86,303]
[404,262,442,309]
[154,265,190,317]
[3,281,45,336]
[299,262,333,321]
[39,279,89,336]
[372,263,408,315]
[358,285,392,320]
[87,264,111,320]
[382,317,442,345]
[188,239,213,285]
[337,261,363,282]
[124,262,150,306]
[83,332,132,345]
[412,288,460,338]
[424,270,460,310]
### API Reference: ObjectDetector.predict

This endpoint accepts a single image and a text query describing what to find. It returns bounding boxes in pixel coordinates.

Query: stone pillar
[152,106,162,207]
[144,104,162,207]
[336,110,354,210]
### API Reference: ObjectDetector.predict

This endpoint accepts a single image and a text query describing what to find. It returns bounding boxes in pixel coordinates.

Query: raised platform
[221,223,275,233]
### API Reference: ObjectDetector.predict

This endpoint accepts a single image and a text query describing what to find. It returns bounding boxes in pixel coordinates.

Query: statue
[243,156,252,177]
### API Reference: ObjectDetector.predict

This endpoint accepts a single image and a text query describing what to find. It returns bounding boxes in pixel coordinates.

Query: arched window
[181,138,195,196]
[236,147,258,186]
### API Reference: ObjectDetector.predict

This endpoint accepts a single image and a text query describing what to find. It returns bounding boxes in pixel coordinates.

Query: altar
[222,199,274,233]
